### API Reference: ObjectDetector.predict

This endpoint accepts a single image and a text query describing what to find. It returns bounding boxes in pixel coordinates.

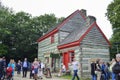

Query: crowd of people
[0,57,46,80]
[0,56,81,80]
[1,54,120,80]
[91,53,120,80]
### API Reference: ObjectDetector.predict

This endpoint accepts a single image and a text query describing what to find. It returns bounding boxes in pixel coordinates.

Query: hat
[116,54,120,58]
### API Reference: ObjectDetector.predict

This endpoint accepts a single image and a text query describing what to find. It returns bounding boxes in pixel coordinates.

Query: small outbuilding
[37,9,110,77]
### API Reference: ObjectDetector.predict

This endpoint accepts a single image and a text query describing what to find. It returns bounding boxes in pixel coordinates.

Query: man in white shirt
[71,58,80,80]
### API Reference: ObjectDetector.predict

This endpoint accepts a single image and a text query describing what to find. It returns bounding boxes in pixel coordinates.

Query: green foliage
[0,1,64,61]
[106,0,120,58]
[0,44,8,56]
[50,53,60,58]
[106,0,120,30]
[0,2,13,56]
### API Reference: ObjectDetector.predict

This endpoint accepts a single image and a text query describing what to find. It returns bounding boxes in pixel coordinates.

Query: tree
[106,0,120,58]
[0,1,64,61]
[0,2,13,56]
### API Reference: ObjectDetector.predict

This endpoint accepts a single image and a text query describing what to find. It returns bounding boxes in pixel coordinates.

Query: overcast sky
[1,0,113,39]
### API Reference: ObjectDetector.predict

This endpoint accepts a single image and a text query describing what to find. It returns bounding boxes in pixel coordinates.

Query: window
[70,52,74,62]
[51,35,54,43]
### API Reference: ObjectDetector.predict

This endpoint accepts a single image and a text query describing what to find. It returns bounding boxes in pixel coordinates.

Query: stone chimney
[86,15,96,26]
[80,9,87,17]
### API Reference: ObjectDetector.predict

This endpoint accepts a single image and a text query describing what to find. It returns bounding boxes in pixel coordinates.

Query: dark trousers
[91,74,97,80]
[0,71,3,79]
[22,67,28,77]
[17,67,21,74]
[72,70,80,80]
[2,68,6,79]
[116,74,120,80]
[29,70,34,79]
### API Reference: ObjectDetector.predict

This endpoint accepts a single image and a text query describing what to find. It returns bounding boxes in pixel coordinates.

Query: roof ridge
[37,9,84,42]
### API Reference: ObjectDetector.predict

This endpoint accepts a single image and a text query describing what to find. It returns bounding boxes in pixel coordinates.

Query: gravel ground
[13,71,69,80]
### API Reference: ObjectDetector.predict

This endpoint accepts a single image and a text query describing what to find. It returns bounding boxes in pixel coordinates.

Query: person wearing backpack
[7,59,15,77]
[112,54,120,80]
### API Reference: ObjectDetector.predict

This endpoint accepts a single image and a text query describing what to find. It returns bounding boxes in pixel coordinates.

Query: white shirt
[72,61,79,70]
[40,63,45,69]
[23,61,27,67]
[62,65,66,71]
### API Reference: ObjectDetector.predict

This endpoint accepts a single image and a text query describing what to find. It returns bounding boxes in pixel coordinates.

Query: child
[30,63,34,79]
[38,68,43,79]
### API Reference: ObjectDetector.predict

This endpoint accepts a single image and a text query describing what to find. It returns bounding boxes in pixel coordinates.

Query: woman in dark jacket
[16,60,22,74]
[91,59,97,80]
[112,54,120,80]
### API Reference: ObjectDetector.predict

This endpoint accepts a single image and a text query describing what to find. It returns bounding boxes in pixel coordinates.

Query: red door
[63,52,69,70]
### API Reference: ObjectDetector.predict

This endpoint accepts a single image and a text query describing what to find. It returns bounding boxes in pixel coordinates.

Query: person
[32,58,39,80]
[58,63,66,77]
[96,59,104,80]
[71,58,80,80]
[0,57,4,79]
[104,62,110,80]
[22,58,29,78]
[109,58,116,80]
[101,62,106,80]
[112,54,120,80]
[90,59,97,80]
[2,56,7,79]
[29,62,34,79]
[45,63,52,78]
[38,60,44,79]
[16,60,22,74]
[7,59,15,79]
[61,63,66,73]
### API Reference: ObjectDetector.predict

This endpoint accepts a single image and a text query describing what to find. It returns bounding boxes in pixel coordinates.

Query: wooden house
[37,9,110,77]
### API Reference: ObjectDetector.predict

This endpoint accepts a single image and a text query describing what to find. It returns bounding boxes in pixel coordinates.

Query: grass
[60,75,91,80]
[61,75,72,79]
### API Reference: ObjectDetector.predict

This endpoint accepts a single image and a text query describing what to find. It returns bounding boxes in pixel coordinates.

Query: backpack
[112,62,120,74]
[7,64,13,72]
